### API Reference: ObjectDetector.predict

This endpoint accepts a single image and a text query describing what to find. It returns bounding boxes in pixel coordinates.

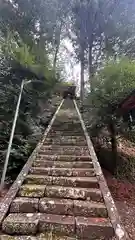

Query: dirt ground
[104,169,135,240]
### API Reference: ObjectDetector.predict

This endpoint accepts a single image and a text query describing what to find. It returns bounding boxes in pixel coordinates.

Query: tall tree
[71,0,135,94]
[0,0,68,180]
[70,1,88,102]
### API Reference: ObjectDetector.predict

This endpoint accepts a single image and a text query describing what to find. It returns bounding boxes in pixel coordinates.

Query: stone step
[30,167,95,177]
[39,198,107,218]
[2,213,75,237]
[0,235,77,240]
[10,197,107,218]
[52,176,99,188]
[18,185,103,202]
[39,149,89,156]
[39,234,77,240]
[52,123,81,126]
[73,200,108,218]
[52,122,81,125]
[39,198,73,215]
[45,186,103,202]
[75,216,114,239]
[45,136,86,140]
[10,197,73,215]
[25,175,53,185]
[39,214,75,236]
[54,119,79,122]
[44,141,87,146]
[50,130,83,134]
[46,136,86,142]
[18,184,46,198]
[41,145,88,151]
[2,213,39,235]
[48,132,84,136]
[51,127,83,131]
[25,175,98,188]
[35,155,91,162]
[0,236,37,240]
[44,137,87,146]
[10,197,39,213]
[32,160,93,169]
[2,213,113,239]
[40,146,89,155]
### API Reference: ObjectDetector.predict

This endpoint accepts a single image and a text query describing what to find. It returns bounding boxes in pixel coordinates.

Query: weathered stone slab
[45,186,85,200]
[39,149,89,156]
[44,137,87,146]
[52,176,98,188]
[45,186,102,201]
[45,136,86,141]
[50,168,73,177]
[52,177,75,187]
[0,236,37,240]
[48,131,84,136]
[30,167,73,177]
[36,155,91,162]
[39,198,73,215]
[30,167,51,175]
[72,169,95,177]
[33,161,74,169]
[10,197,39,213]
[25,175,52,185]
[83,188,103,202]
[74,200,108,218]
[37,161,93,169]
[39,145,89,156]
[2,213,39,235]
[39,214,75,237]
[41,146,88,151]
[72,162,93,168]
[76,216,114,239]
[30,167,95,178]
[18,185,45,198]
[38,233,77,240]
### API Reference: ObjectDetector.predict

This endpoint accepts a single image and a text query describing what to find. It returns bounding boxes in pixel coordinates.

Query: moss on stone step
[18,184,45,198]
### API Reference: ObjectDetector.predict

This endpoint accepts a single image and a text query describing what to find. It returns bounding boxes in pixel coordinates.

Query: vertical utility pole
[0,80,25,191]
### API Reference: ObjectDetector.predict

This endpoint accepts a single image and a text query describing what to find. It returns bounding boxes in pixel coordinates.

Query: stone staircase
[0,99,127,239]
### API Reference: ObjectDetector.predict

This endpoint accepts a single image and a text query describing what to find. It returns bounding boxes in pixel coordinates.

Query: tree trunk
[53,43,60,72]
[80,52,85,105]
[88,45,94,92]
[108,118,118,173]
[53,23,62,72]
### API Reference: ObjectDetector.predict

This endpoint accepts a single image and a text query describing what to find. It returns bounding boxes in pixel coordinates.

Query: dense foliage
[0,0,69,181]
[89,59,135,122]
[85,59,135,177]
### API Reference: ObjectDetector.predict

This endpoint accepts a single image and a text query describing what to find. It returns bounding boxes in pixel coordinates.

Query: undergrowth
[116,155,135,182]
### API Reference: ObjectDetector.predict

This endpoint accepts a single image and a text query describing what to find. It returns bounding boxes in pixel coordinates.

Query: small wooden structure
[53,83,76,99]
[119,90,135,112]
[63,85,76,99]
[118,90,135,125]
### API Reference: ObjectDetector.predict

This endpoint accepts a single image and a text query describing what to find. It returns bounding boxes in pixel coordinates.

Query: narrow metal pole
[0,80,25,191]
